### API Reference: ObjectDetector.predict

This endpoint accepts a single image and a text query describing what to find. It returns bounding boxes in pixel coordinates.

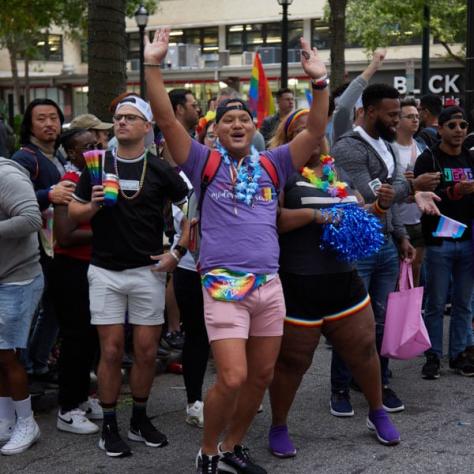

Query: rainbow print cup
[103,173,119,207]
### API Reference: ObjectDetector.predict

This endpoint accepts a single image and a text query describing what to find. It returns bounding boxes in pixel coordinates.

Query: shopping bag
[381,261,431,359]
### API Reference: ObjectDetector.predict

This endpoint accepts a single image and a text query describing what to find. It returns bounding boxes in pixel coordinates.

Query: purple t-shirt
[182,140,295,274]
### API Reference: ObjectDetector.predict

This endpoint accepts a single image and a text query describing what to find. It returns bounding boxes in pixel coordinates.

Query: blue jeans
[0,274,44,350]
[331,238,400,390]
[424,240,474,359]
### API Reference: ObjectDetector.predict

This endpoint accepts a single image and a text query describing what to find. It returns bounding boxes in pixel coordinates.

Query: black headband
[216,99,253,123]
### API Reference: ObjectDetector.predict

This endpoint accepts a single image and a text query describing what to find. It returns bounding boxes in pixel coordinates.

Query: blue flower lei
[216,140,262,206]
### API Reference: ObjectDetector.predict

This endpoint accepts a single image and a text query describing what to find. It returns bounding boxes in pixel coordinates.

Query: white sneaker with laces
[1,415,40,455]
[0,418,15,442]
[186,400,204,428]
[79,397,103,420]
[57,409,99,434]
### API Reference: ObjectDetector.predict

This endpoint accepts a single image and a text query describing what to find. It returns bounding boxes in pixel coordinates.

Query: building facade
[0,0,464,121]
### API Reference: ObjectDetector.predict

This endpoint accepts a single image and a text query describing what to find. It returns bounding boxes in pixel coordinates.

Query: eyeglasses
[79,142,100,151]
[113,114,147,123]
[445,120,469,130]
[401,114,420,121]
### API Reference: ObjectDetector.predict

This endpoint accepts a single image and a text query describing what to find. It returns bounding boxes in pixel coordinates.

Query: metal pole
[421,3,430,95]
[139,25,146,99]
[465,0,474,130]
[281,3,289,89]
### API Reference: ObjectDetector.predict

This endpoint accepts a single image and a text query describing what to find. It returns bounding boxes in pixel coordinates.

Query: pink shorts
[202,276,286,342]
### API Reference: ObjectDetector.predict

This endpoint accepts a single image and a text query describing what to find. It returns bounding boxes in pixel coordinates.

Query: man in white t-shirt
[394,98,438,286]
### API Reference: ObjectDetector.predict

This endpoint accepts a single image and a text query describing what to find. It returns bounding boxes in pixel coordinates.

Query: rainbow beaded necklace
[300,155,348,199]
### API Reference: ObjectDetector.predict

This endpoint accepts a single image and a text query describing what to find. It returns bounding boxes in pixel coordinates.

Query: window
[165,27,219,52]
[126,32,141,60]
[311,19,331,50]
[226,20,303,54]
[19,34,63,61]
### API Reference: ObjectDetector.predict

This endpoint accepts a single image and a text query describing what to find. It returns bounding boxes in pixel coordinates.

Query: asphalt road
[2,326,474,474]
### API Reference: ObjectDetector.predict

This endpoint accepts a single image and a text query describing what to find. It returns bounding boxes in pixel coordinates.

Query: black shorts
[280,270,370,327]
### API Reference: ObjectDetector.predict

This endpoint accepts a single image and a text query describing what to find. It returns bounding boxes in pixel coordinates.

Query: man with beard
[12,99,72,393]
[329,84,438,417]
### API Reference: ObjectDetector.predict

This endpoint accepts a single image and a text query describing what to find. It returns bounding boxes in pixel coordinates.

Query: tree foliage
[0,0,157,115]
[346,0,466,64]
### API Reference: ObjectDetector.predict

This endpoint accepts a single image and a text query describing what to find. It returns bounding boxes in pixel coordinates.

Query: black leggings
[173,267,209,403]
[51,254,99,411]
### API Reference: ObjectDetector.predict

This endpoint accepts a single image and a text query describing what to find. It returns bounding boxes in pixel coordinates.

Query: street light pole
[134,4,149,99]
[465,0,474,130]
[421,2,430,95]
[278,0,293,89]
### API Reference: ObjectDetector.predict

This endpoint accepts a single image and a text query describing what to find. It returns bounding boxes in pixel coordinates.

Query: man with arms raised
[144,29,328,474]
[69,96,188,457]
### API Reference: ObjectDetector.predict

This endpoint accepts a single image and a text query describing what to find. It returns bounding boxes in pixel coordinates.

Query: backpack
[188,148,280,260]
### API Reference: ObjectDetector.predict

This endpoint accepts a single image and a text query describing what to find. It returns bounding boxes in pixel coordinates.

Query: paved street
[2,329,474,474]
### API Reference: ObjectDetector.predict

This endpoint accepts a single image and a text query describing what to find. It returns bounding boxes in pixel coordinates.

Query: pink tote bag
[381,261,431,360]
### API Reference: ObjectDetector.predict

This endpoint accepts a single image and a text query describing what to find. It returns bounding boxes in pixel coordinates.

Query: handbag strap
[399,261,414,291]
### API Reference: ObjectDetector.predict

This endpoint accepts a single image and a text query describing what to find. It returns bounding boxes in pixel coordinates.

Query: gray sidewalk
[2,337,474,473]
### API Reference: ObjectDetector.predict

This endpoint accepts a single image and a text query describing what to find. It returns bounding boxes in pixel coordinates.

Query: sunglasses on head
[445,120,468,130]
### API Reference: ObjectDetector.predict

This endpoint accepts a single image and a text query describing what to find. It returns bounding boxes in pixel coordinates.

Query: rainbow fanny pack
[202,269,271,302]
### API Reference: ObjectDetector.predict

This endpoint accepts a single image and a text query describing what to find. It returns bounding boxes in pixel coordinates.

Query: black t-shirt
[414,144,474,245]
[279,170,357,275]
[74,150,188,270]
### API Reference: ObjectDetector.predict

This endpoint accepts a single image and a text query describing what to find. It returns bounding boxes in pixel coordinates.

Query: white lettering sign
[393,74,460,94]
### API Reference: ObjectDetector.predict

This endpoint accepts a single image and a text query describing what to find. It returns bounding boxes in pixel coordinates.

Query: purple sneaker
[367,409,400,446]
[268,425,297,458]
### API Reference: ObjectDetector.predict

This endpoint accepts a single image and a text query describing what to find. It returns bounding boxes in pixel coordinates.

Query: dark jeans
[22,251,59,374]
[51,254,99,411]
[331,238,400,391]
[174,267,209,404]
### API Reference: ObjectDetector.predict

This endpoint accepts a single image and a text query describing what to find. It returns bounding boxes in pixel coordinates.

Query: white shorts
[87,264,166,326]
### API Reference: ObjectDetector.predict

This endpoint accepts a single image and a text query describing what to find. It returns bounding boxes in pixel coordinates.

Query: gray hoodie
[0,157,42,282]
[331,130,410,240]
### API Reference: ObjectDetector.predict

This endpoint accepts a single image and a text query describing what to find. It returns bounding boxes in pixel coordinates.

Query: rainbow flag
[248,52,275,128]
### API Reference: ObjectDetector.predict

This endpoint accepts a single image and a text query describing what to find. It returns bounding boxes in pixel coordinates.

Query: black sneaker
[449,352,474,376]
[161,331,185,350]
[218,444,266,474]
[422,353,440,379]
[382,387,405,413]
[464,346,474,365]
[99,422,132,457]
[128,416,168,447]
[195,449,219,473]
[329,391,354,417]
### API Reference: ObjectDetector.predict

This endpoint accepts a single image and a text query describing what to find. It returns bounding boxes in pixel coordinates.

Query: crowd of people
[1,28,474,473]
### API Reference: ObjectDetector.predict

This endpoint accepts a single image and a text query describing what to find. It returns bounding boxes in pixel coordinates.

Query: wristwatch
[174,245,188,258]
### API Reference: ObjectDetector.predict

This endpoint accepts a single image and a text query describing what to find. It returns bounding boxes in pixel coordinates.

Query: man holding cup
[69,96,188,457]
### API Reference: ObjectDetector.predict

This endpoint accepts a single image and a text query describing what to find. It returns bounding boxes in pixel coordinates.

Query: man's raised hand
[144,28,171,65]
[300,37,327,80]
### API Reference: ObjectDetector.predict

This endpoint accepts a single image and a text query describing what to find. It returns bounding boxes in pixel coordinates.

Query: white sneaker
[186,401,204,428]
[79,397,103,420]
[0,418,15,442]
[57,409,99,434]
[1,415,40,455]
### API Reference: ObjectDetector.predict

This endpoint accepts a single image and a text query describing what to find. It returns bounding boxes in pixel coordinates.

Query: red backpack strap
[198,149,222,211]
[259,155,279,191]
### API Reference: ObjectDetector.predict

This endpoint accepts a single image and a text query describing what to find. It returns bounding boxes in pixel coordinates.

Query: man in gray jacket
[0,158,44,455]
[329,84,439,418]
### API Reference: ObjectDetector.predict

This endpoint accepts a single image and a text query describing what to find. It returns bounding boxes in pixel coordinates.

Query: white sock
[13,396,32,419]
[0,397,15,420]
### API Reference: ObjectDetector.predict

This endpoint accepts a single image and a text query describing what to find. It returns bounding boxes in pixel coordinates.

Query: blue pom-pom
[320,204,384,262]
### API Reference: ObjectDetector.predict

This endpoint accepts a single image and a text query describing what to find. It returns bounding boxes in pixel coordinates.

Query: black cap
[216,98,253,123]
[438,106,467,125]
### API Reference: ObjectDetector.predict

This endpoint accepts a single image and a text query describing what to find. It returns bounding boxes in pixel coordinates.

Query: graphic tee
[181,139,295,274]
[74,151,188,270]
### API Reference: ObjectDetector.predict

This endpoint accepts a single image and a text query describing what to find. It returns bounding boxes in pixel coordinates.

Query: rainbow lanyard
[202,268,268,302]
